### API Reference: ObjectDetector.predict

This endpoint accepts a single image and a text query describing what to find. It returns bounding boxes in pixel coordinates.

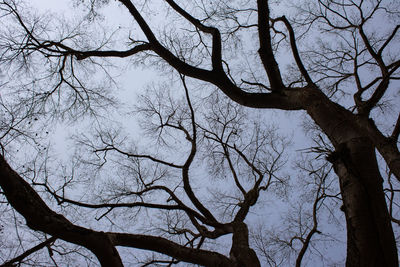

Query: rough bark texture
[302,88,398,266]
[331,139,398,267]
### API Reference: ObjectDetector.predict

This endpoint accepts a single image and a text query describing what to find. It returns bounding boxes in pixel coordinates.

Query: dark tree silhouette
[0,0,399,266]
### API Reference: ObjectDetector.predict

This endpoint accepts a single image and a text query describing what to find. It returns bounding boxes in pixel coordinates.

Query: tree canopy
[0,0,399,266]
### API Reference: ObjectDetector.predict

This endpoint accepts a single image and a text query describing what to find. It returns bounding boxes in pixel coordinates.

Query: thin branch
[179,75,218,223]
[1,236,57,267]
[164,0,223,71]
[274,16,314,85]
[0,155,124,267]
[94,146,183,168]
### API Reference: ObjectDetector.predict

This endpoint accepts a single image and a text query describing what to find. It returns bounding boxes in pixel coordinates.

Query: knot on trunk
[326,143,349,164]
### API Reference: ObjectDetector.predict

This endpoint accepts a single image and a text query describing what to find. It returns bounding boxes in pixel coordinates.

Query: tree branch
[1,236,57,267]
[179,76,218,223]
[74,43,152,60]
[111,232,233,266]
[0,155,123,267]
[164,0,223,71]
[274,16,314,85]
[0,155,237,266]
[257,0,285,90]
[118,0,303,110]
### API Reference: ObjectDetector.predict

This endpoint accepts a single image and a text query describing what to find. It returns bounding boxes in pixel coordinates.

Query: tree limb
[1,236,57,267]
[0,155,123,267]
[257,0,285,90]
[111,232,233,266]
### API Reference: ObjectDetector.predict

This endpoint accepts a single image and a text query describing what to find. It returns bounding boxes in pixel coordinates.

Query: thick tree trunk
[229,222,261,267]
[302,88,398,266]
[329,138,398,266]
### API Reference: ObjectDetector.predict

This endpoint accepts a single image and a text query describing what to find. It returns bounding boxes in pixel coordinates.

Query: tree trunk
[302,88,398,266]
[329,138,398,266]
[230,222,261,267]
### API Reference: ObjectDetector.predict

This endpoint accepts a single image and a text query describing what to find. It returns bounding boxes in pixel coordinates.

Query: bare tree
[0,69,294,266]
[0,0,399,266]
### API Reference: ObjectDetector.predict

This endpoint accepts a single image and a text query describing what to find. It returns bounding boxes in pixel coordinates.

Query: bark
[355,116,400,181]
[229,222,261,267]
[302,88,398,266]
[330,138,397,267]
